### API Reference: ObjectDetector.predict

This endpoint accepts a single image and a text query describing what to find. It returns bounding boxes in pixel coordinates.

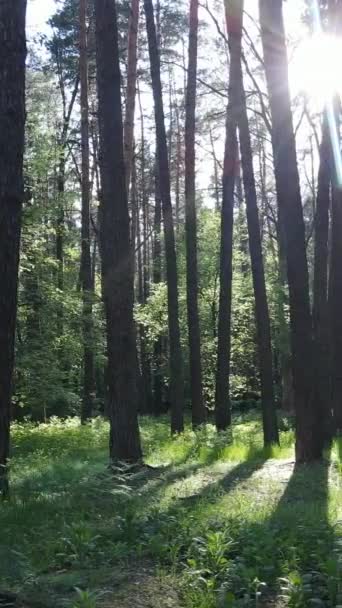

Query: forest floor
[0,412,341,608]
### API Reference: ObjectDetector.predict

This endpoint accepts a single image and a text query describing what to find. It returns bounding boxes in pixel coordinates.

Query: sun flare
[290,32,342,107]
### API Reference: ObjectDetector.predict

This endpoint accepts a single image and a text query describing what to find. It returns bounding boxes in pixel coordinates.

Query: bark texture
[259,0,321,461]
[80,0,95,422]
[330,101,342,433]
[313,112,331,440]
[231,0,279,445]
[0,0,27,496]
[215,2,240,431]
[123,0,140,194]
[152,167,163,414]
[184,0,206,427]
[95,0,142,461]
[144,0,185,433]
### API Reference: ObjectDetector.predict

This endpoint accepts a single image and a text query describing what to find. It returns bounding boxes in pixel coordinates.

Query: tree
[184,0,206,427]
[229,0,279,445]
[144,0,185,433]
[313,111,331,440]
[124,0,140,194]
[47,2,80,341]
[215,1,240,431]
[79,0,95,422]
[94,0,142,461]
[0,0,27,496]
[152,166,164,414]
[329,98,342,435]
[259,0,322,461]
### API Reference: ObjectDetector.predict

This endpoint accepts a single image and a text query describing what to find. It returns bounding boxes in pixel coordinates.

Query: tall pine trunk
[152,167,164,414]
[313,111,331,440]
[231,0,279,445]
[124,0,140,194]
[184,0,206,427]
[330,99,342,434]
[56,155,65,340]
[259,0,321,462]
[144,0,184,433]
[215,3,240,431]
[80,0,95,422]
[95,0,142,462]
[0,0,27,496]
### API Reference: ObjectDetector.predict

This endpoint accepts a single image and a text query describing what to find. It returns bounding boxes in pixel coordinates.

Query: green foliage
[136,209,261,409]
[1,416,341,608]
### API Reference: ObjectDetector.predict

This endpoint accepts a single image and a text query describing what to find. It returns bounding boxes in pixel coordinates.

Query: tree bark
[95,0,142,461]
[0,0,27,496]
[313,111,331,440]
[55,77,79,341]
[214,4,240,431]
[231,0,279,445]
[136,178,153,413]
[56,154,65,340]
[329,99,342,434]
[259,0,321,462]
[144,0,184,433]
[80,0,95,422]
[123,0,140,195]
[152,166,164,414]
[184,0,206,428]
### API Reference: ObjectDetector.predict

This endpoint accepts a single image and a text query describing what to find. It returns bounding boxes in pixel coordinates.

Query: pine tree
[184,0,206,427]
[95,0,142,461]
[0,0,27,496]
[230,0,279,445]
[144,0,185,433]
[259,0,321,461]
[79,0,95,422]
[215,1,240,431]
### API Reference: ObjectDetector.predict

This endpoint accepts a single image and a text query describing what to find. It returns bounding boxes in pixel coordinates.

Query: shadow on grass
[132,443,271,513]
[142,448,336,606]
[176,446,269,507]
[233,455,333,605]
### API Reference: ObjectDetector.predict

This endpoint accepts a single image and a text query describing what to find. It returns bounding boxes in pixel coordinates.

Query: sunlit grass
[1,413,341,607]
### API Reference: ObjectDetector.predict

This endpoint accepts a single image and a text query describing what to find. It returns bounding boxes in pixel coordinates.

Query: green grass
[1,413,341,608]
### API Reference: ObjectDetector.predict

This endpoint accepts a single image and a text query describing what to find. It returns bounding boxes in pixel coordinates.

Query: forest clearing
[1,0,342,606]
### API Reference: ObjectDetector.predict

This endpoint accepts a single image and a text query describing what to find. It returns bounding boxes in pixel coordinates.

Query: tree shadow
[234,455,334,605]
[141,448,336,606]
[127,439,268,501]
[176,446,269,508]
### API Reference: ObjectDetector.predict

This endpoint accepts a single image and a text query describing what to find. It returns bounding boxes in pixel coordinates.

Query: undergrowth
[0,412,341,608]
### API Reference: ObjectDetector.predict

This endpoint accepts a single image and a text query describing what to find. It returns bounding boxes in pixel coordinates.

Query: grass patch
[0,413,341,608]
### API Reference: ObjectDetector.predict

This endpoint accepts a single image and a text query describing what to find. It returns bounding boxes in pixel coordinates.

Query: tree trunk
[215,4,240,431]
[0,0,27,497]
[174,94,182,236]
[56,155,65,340]
[55,76,79,347]
[263,143,294,414]
[136,185,153,414]
[259,0,321,462]
[80,0,95,422]
[184,0,206,428]
[330,99,342,434]
[231,0,279,445]
[152,166,164,414]
[139,95,153,412]
[209,126,221,213]
[95,0,142,461]
[313,111,331,440]
[124,0,140,195]
[144,0,184,433]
